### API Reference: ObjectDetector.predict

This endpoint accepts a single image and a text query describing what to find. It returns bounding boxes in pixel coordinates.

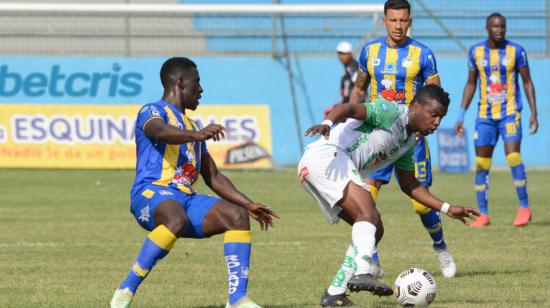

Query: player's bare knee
[229,205,250,230]
[162,216,189,237]
[355,210,380,225]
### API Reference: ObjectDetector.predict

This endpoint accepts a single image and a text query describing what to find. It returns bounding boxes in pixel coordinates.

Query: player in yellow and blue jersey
[110,57,278,308]
[320,1,456,305]
[455,13,539,227]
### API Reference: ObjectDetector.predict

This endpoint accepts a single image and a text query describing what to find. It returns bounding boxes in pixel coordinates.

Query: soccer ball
[394,268,437,306]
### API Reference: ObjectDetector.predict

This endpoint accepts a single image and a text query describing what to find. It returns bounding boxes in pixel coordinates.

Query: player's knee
[506,152,522,167]
[229,205,250,230]
[475,156,492,171]
[411,199,431,215]
[355,208,380,225]
[163,216,189,237]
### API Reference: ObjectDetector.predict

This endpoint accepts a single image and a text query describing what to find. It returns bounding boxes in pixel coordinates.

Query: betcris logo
[0,63,143,98]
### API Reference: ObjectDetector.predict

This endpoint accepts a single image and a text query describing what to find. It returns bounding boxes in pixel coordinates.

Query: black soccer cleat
[320,289,354,307]
[347,273,393,296]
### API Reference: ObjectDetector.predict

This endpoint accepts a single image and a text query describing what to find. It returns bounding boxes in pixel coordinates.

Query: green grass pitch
[0,169,548,307]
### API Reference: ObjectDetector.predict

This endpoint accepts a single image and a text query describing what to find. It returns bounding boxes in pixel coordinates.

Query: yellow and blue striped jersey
[468,40,529,119]
[131,100,207,197]
[359,37,438,106]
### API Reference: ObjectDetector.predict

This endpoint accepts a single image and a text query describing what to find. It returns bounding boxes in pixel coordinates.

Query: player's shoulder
[505,40,525,50]
[362,37,385,50]
[407,38,434,53]
[469,40,486,52]
[138,100,166,118]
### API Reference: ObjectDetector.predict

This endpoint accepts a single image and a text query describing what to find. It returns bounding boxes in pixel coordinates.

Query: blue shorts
[130,184,221,238]
[368,136,432,187]
[474,113,522,147]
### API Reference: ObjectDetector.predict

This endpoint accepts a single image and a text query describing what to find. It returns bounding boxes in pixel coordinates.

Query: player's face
[180,68,203,111]
[383,9,411,46]
[413,99,447,136]
[338,52,353,65]
[487,16,506,43]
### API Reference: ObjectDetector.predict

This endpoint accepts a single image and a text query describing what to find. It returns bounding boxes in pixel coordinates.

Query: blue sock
[475,169,490,215]
[420,210,446,250]
[507,153,529,208]
[119,225,177,293]
[372,249,379,264]
[224,230,251,305]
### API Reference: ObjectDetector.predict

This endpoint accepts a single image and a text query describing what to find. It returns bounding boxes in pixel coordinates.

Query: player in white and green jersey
[298,85,479,306]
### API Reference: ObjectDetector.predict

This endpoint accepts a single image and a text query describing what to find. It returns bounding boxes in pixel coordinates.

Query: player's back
[359,37,438,106]
[468,40,528,119]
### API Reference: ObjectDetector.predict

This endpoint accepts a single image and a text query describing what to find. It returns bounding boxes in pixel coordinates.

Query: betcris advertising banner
[0,57,272,169]
[437,128,469,173]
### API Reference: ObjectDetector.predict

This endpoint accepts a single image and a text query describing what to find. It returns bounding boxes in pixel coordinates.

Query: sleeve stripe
[426,73,439,81]
[142,116,163,130]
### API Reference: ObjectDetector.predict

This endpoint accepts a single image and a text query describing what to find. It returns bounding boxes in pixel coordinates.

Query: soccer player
[110,57,278,308]
[299,85,479,306]
[455,13,539,227]
[346,0,457,285]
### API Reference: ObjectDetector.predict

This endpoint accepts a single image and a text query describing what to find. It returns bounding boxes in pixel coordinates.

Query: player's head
[160,57,202,110]
[409,84,450,136]
[383,0,411,45]
[336,41,354,64]
[486,13,506,43]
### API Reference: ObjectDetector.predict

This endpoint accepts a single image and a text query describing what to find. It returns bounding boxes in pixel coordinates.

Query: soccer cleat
[320,289,354,307]
[225,296,262,308]
[110,288,134,308]
[347,273,393,296]
[469,214,490,228]
[513,208,531,227]
[371,262,384,279]
[434,248,457,278]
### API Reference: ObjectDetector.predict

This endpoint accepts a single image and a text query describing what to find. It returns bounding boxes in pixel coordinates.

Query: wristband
[440,202,450,214]
[322,119,334,128]
[456,107,466,123]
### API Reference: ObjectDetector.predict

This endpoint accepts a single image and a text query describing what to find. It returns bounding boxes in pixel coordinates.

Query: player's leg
[111,186,188,308]
[410,137,456,277]
[338,182,393,296]
[199,199,257,308]
[501,114,530,226]
[470,118,498,227]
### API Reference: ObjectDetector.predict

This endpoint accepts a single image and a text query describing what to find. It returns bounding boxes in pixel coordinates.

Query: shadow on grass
[455,268,527,278]
[528,220,550,226]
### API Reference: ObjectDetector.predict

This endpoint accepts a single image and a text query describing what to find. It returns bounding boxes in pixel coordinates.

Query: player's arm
[144,118,225,144]
[454,69,478,136]
[304,103,367,138]
[395,168,479,225]
[349,69,371,104]
[200,152,279,230]
[519,66,538,134]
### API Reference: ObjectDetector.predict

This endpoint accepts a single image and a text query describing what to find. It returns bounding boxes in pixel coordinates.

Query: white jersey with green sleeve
[311,99,416,175]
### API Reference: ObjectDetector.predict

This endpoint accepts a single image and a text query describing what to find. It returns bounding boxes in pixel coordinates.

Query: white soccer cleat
[371,262,384,279]
[434,248,457,278]
[225,296,262,308]
[110,288,134,308]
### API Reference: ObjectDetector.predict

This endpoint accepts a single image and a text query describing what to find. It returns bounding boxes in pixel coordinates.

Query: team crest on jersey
[381,62,397,74]
[401,57,413,68]
[370,57,381,66]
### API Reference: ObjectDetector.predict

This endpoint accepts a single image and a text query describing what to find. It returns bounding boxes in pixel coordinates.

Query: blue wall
[1,55,548,167]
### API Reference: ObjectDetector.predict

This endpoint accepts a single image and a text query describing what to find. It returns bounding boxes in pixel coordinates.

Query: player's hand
[454,122,464,136]
[305,124,331,139]
[529,115,539,135]
[246,203,280,231]
[198,124,226,141]
[446,205,480,226]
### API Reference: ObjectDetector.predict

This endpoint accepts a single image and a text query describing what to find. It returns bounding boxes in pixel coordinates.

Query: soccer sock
[366,185,380,266]
[351,221,377,275]
[119,224,177,293]
[327,244,356,296]
[224,230,251,305]
[475,157,491,215]
[506,152,529,208]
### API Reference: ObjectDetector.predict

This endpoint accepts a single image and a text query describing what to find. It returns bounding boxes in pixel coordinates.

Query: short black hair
[414,84,450,108]
[160,57,197,88]
[486,12,506,25]
[384,0,411,15]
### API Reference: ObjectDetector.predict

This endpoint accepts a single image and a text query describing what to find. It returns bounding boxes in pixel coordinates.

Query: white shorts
[298,143,369,224]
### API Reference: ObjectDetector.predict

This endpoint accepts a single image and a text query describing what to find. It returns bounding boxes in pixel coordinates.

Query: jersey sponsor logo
[150,105,161,117]
[171,163,199,188]
[379,79,406,103]
[502,56,511,66]
[158,190,173,196]
[486,75,507,103]
[371,57,381,66]
[479,59,488,67]
[0,63,142,98]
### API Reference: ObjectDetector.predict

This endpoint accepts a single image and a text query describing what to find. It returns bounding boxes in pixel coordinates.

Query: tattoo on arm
[349,70,369,104]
